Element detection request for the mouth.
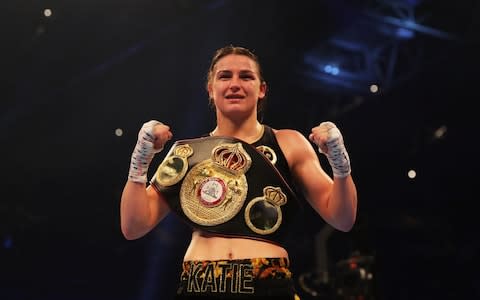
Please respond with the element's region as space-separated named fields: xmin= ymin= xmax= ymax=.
xmin=225 ymin=94 xmax=245 ymax=100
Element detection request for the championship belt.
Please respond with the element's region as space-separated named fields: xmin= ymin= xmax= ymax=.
xmin=150 ymin=136 xmax=298 ymax=244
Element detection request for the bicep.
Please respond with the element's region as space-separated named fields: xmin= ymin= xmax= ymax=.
xmin=277 ymin=130 xmax=333 ymax=218
xmin=146 ymin=185 xmax=171 ymax=227
xmin=293 ymin=150 xmax=333 ymax=216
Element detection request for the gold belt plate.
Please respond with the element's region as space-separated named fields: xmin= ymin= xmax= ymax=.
xmin=180 ymin=160 xmax=248 ymax=226
xmin=180 ymin=142 xmax=252 ymax=226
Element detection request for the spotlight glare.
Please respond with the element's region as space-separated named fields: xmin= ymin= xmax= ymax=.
xmin=115 ymin=128 xmax=123 ymax=137
xmin=407 ymin=169 xmax=416 ymax=179
xmin=434 ymin=125 xmax=447 ymax=139
xmin=43 ymin=8 xmax=52 ymax=17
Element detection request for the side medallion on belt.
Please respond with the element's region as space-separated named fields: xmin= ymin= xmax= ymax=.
xmin=155 ymin=144 xmax=193 ymax=187
xmin=256 ymin=145 xmax=277 ymax=165
xmin=180 ymin=142 xmax=251 ymax=226
xmin=245 ymin=186 xmax=287 ymax=235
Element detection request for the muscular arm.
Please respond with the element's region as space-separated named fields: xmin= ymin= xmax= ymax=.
xmin=120 ymin=120 xmax=173 ymax=240
xmin=275 ymin=129 xmax=357 ymax=232
xmin=120 ymin=182 xmax=171 ymax=240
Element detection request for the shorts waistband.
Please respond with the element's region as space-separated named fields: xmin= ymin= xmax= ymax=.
xmin=178 ymin=257 xmax=292 ymax=295
xmin=181 ymin=257 xmax=291 ymax=280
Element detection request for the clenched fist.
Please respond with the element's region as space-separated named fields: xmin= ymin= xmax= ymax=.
xmin=309 ymin=121 xmax=351 ymax=178
xmin=128 ymin=120 xmax=173 ymax=183
xmin=138 ymin=120 xmax=173 ymax=152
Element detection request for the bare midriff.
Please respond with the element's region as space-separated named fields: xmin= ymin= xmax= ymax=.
xmin=183 ymin=230 xmax=289 ymax=261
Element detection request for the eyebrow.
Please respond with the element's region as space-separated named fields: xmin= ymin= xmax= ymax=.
xmin=216 ymin=70 xmax=256 ymax=75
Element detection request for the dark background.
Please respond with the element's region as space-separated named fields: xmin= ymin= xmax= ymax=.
xmin=1 ymin=1 xmax=479 ymax=299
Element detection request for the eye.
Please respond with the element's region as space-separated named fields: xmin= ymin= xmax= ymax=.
xmin=217 ymin=71 xmax=232 ymax=80
xmin=240 ymin=74 xmax=255 ymax=80
xmin=239 ymin=71 xmax=256 ymax=80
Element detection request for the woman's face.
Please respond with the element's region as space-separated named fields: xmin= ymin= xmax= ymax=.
xmin=208 ymin=54 xmax=266 ymax=118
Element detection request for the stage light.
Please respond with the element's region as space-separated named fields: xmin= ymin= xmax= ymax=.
xmin=369 ymin=84 xmax=378 ymax=93
xmin=434 ymin=125 xmax=447 ymax=139
xmin=396 ymin=27 xmax=415 ymax=39
xmin=43 ymin=9 xmax=52 ymax=17
xmin=331 ymin=66 xmax=339 ymax=75
xmin=323 ymin=64 xmax=340 ymax=75
xmin=408 ymin=169 xmax=416 ymax=179
xmin=115 ymin=128 xmax=123 ymax=137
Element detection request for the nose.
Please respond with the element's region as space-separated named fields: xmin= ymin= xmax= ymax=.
xmin=229 ymin=76 xmax=241 ymax=91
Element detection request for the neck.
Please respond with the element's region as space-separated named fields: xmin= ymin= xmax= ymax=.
xmin=211 ymin=116 xmax=263 ymax=143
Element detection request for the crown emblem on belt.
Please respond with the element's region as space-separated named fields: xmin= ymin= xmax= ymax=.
xmin=263 ymin=186 xmax=287 ymax=206
xmin=174 ymin=144 xmax=194 ymax=157
xmin=212 ymin=143 xmax=252 ymax=175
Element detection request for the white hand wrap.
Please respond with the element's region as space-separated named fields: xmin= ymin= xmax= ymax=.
xmin=128 ymin=120 xmax=164 ymax=183
xmin=319 ymin=124 xmax=351 ymax=178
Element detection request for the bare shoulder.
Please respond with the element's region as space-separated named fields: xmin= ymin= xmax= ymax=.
xmin=271 ymin=128 xmax=317 ymax=163
xmin=272 ymin=128 xmax=311 ymax=146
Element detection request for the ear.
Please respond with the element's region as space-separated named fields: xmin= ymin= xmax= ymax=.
xmin=258 ymin=81 xmax=267 ymax=100
xmin=207 ymin=83 xmax=213 ymax=100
